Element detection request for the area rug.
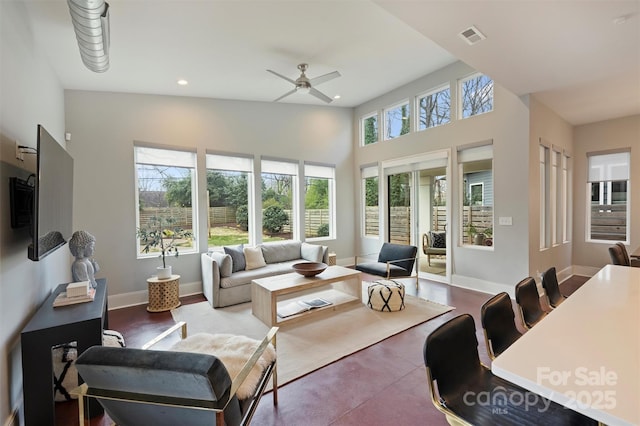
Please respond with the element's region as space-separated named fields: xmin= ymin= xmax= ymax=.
xmin=171 ymin=287 xmax=453 ymax=388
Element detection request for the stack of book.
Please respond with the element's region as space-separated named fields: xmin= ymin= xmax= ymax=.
xmin=53 ymin=281 xmax=96 ymax=308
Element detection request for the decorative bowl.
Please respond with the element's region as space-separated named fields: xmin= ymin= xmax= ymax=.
xmin=292 ymin=262 xmax=328 ymax=277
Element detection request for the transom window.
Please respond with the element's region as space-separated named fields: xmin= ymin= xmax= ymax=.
xmin=361 ymin=112 xmax=379 ymax=146
xmin=460 ymin=73 xmax=494 ymax=119
xmin=384 ymin=101 xmax=410 ymax=140
xmin=418 ymin=85 xmax=451 ymax=130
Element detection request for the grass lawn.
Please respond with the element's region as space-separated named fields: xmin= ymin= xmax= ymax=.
xmin=207 ymin=226 xmax=285 ymax=246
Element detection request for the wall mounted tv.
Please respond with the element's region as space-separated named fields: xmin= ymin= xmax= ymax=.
xmin=27 ymin=125 xmax=74 ymax=261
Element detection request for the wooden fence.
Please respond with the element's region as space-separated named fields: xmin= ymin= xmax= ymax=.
xmin=590 ymin=204 xmax=626 ymax=240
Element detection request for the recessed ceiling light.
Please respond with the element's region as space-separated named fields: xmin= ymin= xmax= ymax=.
xmin=333 ymin=95 xmax=341 ymax=100
xmin=177 ymin=79 xmax=188 ymax=86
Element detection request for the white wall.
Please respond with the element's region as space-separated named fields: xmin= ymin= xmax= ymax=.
xmin=64 ymin=91 xmax=355 ymax=302
xmin=353 ymin=61 xmax=532 ymax=295
xmin=1 ymin=2 xmax=70 ymax=423
xmin=528 ymin=96 xmax=574 ymax=281
xmin=572 ymin=115 xmax=640 ymax=270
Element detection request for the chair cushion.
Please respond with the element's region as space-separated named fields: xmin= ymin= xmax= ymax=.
xmin=224 ymin=244 xmax=246 ymax=272
xmin=171 ymin=333 xmax=276 ymax=400
xmin=377 ymin=243 xmax=417 ymax=273
xmin=244 ymin=246 xmax=267 ymax=270
xmin=429 ymin=231 xmax=446 ymax=248
xmin=355 ymin=262 xmax=412 ymax=278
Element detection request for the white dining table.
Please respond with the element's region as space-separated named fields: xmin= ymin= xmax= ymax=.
xmin=492 ymin=265 xmax=640 ymax=426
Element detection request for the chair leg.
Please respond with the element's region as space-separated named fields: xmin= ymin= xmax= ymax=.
xmin=428 ymin=254 xmax=431 ymax=266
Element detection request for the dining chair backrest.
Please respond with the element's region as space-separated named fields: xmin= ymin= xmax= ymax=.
xmin=480 ymin=292 xmax=522 ymax=359
xmin=609 ymin=244 xmax=630 ymax=266
xmin=515 ymin=277 xmax=546 ymax=329
xmin=541 ymin=267 xmax=566 ymax=309
xmin=616 ymin=242 xmax=631 ymax=265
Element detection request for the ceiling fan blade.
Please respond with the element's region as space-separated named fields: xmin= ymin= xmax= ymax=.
xmin=309 ymin=71 xmax=341 ymax=86
xmin=309 ymin=87 xmax=333 ymax=103
xmin=274 ymin=88 xmax=297 ymax=102
xmin=267 ymin=69 xmax=296 ymax=85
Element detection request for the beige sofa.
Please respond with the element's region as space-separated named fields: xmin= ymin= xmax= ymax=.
xmin=201 ymin=240 xmax=328 ymax=308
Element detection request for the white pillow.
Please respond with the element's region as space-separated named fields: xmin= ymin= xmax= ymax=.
xmin=301 ymin=242 xmax=323 ymax=263
xmin=243 ymin=246 xmax=267 ymax=270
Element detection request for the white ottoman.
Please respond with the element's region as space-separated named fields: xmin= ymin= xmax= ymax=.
xmin=367 ymin=280 xmax=405 ymax=312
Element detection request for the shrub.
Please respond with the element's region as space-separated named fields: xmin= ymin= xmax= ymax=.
xmin=236 ymin=205 xmax=249 ymax=231
xmin=317 ymin=223 xmax=329 ymax=237
xmin=263 ymin=205 xmax=289 ymax=234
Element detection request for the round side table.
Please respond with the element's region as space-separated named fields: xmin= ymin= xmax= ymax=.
xmin=146 ymin=274 xmax=181 ymax=312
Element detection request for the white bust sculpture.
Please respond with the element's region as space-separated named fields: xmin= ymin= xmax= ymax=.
xmin=69 ymin=230 xmax=100 ymax=288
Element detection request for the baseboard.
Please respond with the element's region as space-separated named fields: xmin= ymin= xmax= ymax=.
xmin=570 ymin=264 xmax=599 ymax=278
xmin=108 ymin=280 xmax=202 ymax=310
xmin=449 ymin=274 xmax=515 ymax=298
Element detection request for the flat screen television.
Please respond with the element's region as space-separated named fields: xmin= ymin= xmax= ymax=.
xmin=27 ymin=124 xmax=74 ymax=261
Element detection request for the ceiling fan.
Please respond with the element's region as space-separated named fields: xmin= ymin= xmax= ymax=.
xmin=267 ymin=63 xmax=341 ymax=103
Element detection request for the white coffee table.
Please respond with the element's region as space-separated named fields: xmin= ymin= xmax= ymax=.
xmin=251 ymin=265 xmax=362 ymax=326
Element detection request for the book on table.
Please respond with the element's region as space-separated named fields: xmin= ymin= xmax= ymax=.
xmin=53 ymin=287 xmax=96 ymax=307
xmin=277 ymin=298 xmax=332 ymax=318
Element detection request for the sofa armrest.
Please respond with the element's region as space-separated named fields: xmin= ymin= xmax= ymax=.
xmin=201 ymin=253 xmax=222 ymax=308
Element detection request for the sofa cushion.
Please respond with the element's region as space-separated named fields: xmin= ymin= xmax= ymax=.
xmin=301 ymin=243 xmax=323 ymax=263
xmin=209 ymin=251 xmax=233 ymax=277
xmin=220 ymin=261 xmax=300 ymax=289
xmin=224 ymin=245 xmax=246 ymax=272
xmin=244 ymin=246 xmax=267 ymax=270
xmin=261 ymin=241 xmax=302 ymax=264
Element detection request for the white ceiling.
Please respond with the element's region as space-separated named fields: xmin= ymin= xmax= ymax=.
xmin=21 ymin=0 xmax=640 ymax=126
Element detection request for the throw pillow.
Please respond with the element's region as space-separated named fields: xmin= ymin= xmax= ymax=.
xmin=301 ymin=242 xmax=323 ymax=263
xmin=209 ymin=251 xmax=233 ymax=277
xmin=244 ymin=246 xmax=267 ymax=270
xmin=429 ymin=231 xmax=446 ymax=248
xmin=224 ymin=244 xmax=245 ymax=272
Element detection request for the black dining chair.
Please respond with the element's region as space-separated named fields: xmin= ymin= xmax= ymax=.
xmin=541 ymin=267 xmax=567 ymax=309
xmin=423 ymin=314 xmax=598 ymax=425
xmin=480 ymin=292 xmax=522 ymax=359
xmin=515 ymin=277 xmax=547 ymax=329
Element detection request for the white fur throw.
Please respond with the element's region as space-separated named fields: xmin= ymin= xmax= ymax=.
xmin=170 ymin=333 xmax=276 ymax=400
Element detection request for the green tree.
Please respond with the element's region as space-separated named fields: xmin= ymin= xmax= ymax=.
xmin=389 ymin=173 xmax=410 ymax=207
xmin=263 ymin=205 xmax=289 ymax=234
xmin=365 ymin=176 xmax=378 ymax=207
xmin=305 ymin=178 xmax=328 ymax=209
xmin=164 ymin=176 xmax=192 ymax=207
xmin=400 ymin=104 xmax=410 ymax=136
xmin=364 ymin=116 xmax=377 ymax=145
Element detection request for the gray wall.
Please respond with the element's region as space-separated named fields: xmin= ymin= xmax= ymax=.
xmin=353 ymin=61 xmax=531 ymax=294
xmin=64 ymin=91 xmax=355 ymax=302
xmin=1 ymin=1 xmax=70 ymax=422
xmin=572 ymin=115 xmax=640 ymax=270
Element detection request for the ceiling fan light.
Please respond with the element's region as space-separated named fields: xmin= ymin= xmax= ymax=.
xmin=297 ymin=86 xmax=310 ymax=94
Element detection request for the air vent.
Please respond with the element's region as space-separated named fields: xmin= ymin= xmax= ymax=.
xmin=459 ymin=25 xmax=486 ymax=45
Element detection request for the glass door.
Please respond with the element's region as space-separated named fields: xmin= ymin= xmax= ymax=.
xmin=417 ymin=168 xmax=449 ymax=280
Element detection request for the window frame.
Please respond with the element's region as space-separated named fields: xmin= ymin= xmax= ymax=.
xmin=417 ymin=84 xmax=451 ymax=131
xmin=303 ymin=163 xmax=336 ymax=241
xmin=383 ymin=100 xmax=411 ymax=141
xmin=360 ymin=112 xmax=379 ymax=146
xmin=459 ymin=73 xmax=494 ymax=119
xmin=134 ymin=144 xmax=198 ymax=259
xmin=361 ymin=166 xmax=379 ymax=239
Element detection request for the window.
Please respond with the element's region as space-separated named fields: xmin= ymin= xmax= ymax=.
xmin=361 ymin=112 xmax=378 ymax=146
xmin=460 ymin=73 xmax=493 ymax=119
xmin=587 ymin=151 xmax=630 ymax=242
xmin=384 ymin=101 xmax=410 ymax=140
xmin=561 ymin=152 xmax=571 ymax=243
xmin=459 ymin=144 xmax=493 ymax=246
xmin=540 ymin=145 xmax=549 ymax=249
xmin=206 ymin=153 xmax=253 ymax=247
xmin=418 ymin=85 xmax=450 ymax=130
xmin=304 ymin=163 xmax=335 ymax=239
xmin=361 ymin=166 xmax=379 ymax=237
xmin=261 ymin=159 xmax=298 ymax=241
xmin=134 ymin=145 xmax=197 ymax=257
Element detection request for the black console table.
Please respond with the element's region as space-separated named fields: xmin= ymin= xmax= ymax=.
xmin=21 ymin=278 xmax=108 ymax=426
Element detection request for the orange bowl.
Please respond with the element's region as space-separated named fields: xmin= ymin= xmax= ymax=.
xmin=292 ymin=262 xmax=328 ymax=277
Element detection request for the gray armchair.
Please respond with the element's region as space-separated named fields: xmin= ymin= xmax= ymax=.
xmin=73 ymin=323 xmax=278 ymax=426
xmin=355 ymin=242 xmax=418 ymax=287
